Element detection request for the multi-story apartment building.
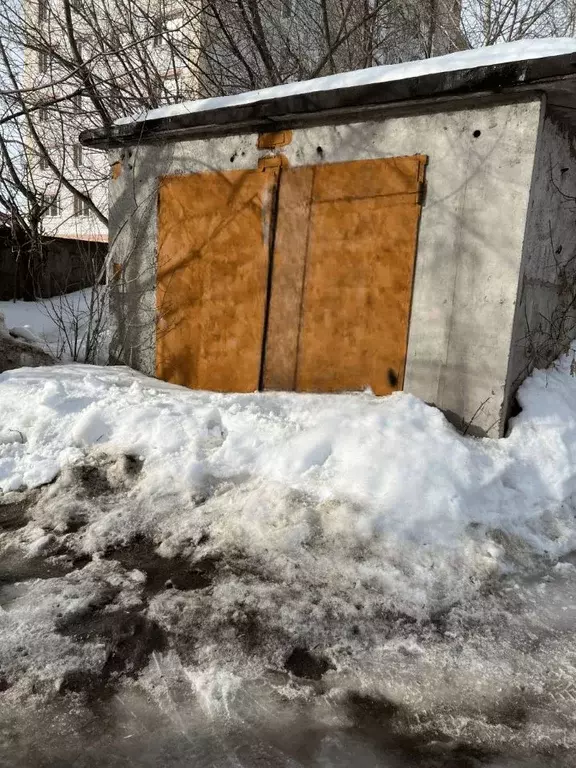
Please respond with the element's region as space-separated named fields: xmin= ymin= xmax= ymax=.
xmin=22 ymin=0 xmax=461 ymax=243
xmin=23 ymin=0 xmax=200 ymax=241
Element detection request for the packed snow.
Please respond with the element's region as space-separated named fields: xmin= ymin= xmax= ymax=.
xmin=116 ymin=38 xmax=576 ymax=126
xmin=2 ymin=349 xmax=576 ymax=763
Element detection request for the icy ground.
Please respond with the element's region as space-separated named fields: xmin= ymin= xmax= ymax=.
xmin=2 ymin=353 xmax=576 ymax=765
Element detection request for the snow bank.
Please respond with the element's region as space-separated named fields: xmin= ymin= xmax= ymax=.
xmin=0 ymin=288 xmax=108 ymax=363
xmin=116 ymin=38 xmax=576 ymax=126
xmin=1 ymin=345 xmax=576 ymax=617
xmin=4 ymin=350 xmax=576 ymax=760
xmin=0 ymin=312 xmax=54 ymax=373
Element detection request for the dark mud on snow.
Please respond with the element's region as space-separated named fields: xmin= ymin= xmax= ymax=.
xmin=1 ymin=467 xmax=576 ymax=767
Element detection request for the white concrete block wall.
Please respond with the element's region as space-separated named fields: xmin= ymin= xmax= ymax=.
xmin=506 ymin=105 xmax=576 ymax=419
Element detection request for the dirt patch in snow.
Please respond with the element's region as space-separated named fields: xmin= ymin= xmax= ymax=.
xmin=285 ymin=647 xmax=335 ymax=680
xmin=102 ymin=535 xmax=219 ymax=594
xmin=0 ymin=544 xmax=81 ymax=585
xmin=56 ymin=605 xmax=167 ymax=701
xmin=71 ymin=463 xmax=114 ymax=497
xmin=0 ymin=491 xmax=38 ymax=531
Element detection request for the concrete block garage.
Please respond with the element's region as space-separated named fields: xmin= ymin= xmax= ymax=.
xmin=81 ymin=39 xmax=576 ymax=437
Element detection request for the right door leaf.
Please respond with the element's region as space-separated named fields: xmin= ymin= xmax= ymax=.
xmin=265 ymin=154 xmax=427 ymax=395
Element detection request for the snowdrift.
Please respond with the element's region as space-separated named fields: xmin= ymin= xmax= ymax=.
xmin=1 ymin=348 xmax=576 ymax=615
xmin=0 ymin=312 xmax=54 ymax=373
xmin=2 ymin=352 xmax=576 ymax=764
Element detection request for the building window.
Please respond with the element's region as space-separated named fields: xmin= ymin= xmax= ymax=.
xmin=74 ymin=193 xmax=90 ymax=217
xmin=39 ymin=155 xmax=49 ymax=171
xmin=38 ymin=51 xmax=49 ymax=73
xmin=72 ymin=93 xmax=82 ymax=112
xmin=110 ymin=84 xmax=122 ymax=110
xmin=151 ymin=76 xmax=163 ymax=102
xmin=38 ymin=0 xmax=48 ymax=22
xmin=72 ymin=144 xmax=83 ymax=167
xmin=46 ymin=196 xmax=60 ymax=217
xmin=38 ymin=105 xmax=48 ymax=122
xmin=153 ymin=17 xmax=163 ymax=47
xmin=166 ymin=15 xmax=183 ymax=42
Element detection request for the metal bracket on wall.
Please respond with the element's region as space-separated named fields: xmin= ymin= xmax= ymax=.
xmin=258 ymin=155 xmax=289 ymax=171
xmin=257 ymin=131 xmax=293 ymax=150
xmin=110 ymin=161 xmax=123 ymax=180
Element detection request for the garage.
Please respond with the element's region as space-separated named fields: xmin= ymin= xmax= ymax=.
xmin=81 ymin=41 xmax=576 ymax=436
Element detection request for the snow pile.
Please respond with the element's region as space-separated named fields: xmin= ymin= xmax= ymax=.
xmin=116 ymin=38 xmax=576 ymax=126
xmin=2 ymin=352 xmax=576 ymax=761
xmin=0 ymin=288 xmax=108 ymax=363
xmin=1 ymin=346 xmax=576 ymax=617
xmin=0 ymin=311 xmax=54 ymax=373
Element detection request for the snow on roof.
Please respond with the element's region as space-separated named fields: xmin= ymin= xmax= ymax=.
xmin=116 ymin=37 xmax=576 ymax=127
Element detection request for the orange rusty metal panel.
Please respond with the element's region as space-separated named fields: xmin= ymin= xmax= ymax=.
xmin=110 ymin=161 xmax=122 ymax=180
xmin=294 ymin=155 xmax=426 ymax=396
xmin=257 ymin=131 xmax=293 ymax=150
xmin=156 ymin=168 xmax=278 ymax=392
xmin=262 ymin=166 xmax=315 ymax=390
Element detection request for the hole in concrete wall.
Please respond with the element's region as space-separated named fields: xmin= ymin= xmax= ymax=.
xmin=316 ymin=146 xmax=324 ymax=156
xmin=387 ymin=369 xmax=398 ymax=388
xmin=473 ymin=130 xmax=481 ymax=138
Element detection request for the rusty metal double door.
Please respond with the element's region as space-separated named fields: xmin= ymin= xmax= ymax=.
xmin=156 ymin=154 xmax=427 ymax=395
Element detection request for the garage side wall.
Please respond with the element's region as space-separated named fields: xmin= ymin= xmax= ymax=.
xmin=107 ymin=97 xmax=542 ymax=436
xmin=506 ymin=106 xmax=576 ymax=420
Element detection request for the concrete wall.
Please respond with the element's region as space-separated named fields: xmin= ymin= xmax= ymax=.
xmin=108 ymin=95 xmax=543 ymax=436
xmin=506 ymin=104 xmax=576 ymax=421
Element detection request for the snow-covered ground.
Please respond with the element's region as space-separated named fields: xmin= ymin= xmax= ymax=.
xmin=2 ymin=353 xmax=576 ymax=606
xmin=2 ymin=352 xmax=576 ymax=764
xmin=0 ymin=288 xmax=107 ymax=363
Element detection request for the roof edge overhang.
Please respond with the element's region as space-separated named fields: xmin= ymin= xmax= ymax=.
xmin=80 ymin=53 xmax=576 ymax=150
